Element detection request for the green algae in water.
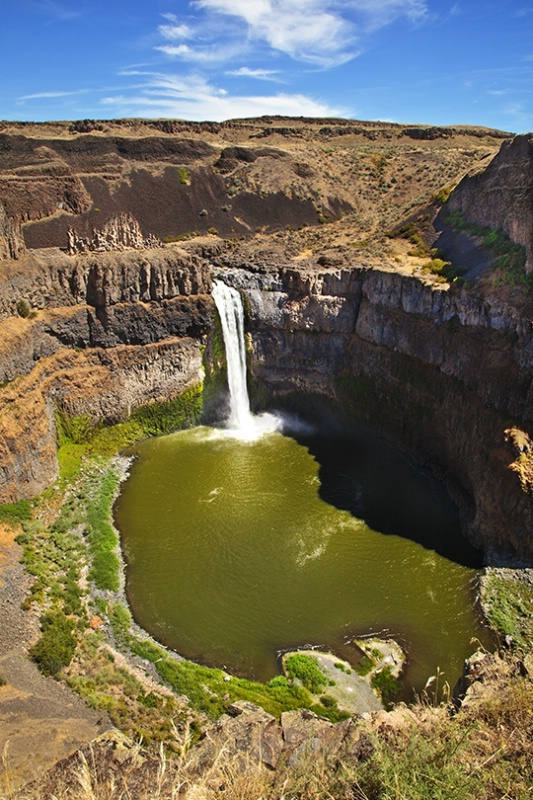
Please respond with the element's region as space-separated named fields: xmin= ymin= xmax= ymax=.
xmin=115 ymin=427 xmax=489 ymax=693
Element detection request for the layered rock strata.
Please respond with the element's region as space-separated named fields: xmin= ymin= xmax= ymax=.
xmin=0 ymin=246 xmax=213 ymax=502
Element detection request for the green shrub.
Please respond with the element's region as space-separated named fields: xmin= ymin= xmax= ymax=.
xmin=423 ymin=257 xmax=466 ymax=283
xmin=355 ymin=655 xmax=375 ymax=676
xmin=163 ymin=231 xmax=200 ymax=242
xmin=31 ymin=611 xmax=78 ymax=676
xmin=371 ymin=666 xmax=403 ymax=708
xmin=284 ymin=654 xmax=329 ymax=694
xmin=433 ymin=184 xmax=454 ymax=204
xmin=177 ymin=167 xmax=190 ymax=185
xmin=16 ymin=299 xmax=30 ymax=318
xmin=0 ymin=499 xmax=32 ymax=525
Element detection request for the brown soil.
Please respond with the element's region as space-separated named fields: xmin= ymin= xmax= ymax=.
xmin=0 ymin=526 xmax=110 ymax=794
xmin=0 ymin=117 xmax=507 ymax=256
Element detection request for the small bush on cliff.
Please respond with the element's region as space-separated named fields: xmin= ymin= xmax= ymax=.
xmin=30 ymin=610 xmax=78 ymax=676
xmin=423 ymin=257 xmax=466 ymax=283
xmin=16 ymin=298 xmax=31 ymax=318
xmin=177 ymin=167 xmax=190 ymax=185
xmin=0 ymin=498 xmax=32 ymax=524
xmin=371 ymin=666 xmax=403 ymax=708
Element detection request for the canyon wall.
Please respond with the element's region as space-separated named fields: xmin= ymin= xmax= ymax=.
xmin=2 ymin=234 xmax=533 ymax=562
xmin=213 ymin=263 xmax=533 ymax=563
xmin=0 ymin=246 xmax=213 ymax=502
xmin=448 ymin=134 xmax=533 ymax=272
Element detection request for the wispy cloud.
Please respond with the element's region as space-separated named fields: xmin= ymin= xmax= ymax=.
xmin=226 ymin=66 xmax=282 ymax=81
xmin=39 ymin=0 xmax=85 ymax=22
xmin=158 ymin=22 xmax=194 ymax=40
xmin=100 ymin=71 xmax=343 ymax=121
xmin=17 ymin=89 xmax=89 ymax=103
xmin=154 ymin=0 xmax=430 ymax=68
xmin=156 ymin=41 xmax=244 ymax=63
xmin=514 ymin=6 xmax=533 ymax=17
xmin=502 ymin=101 xmax=533 ymax=128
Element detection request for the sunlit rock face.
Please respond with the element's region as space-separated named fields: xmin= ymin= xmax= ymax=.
xmin=0 ymin=247 xmax=213 ymax=503
xmin=447 ymin=134 xmax=533 ymax=273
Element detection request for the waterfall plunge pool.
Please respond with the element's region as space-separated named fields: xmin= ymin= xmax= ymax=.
xmin=114 ymin=418 xmax=490 ymax=696
xmin=114 ymin=279 xmax=490 ymax=697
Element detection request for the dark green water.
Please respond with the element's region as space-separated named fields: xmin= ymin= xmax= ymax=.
xmin=115 ymin=425 xmax=489 ymax=693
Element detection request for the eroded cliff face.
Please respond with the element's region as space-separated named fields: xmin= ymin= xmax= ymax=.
xmin=0 ymin=245 xmax=213 ymax=502
xmin=448 ymin=134 xmax=533 ymax=272
xmin=212 ymin=261 xmax=533 ymax=563
xmin=0 ymin=203 xmax=25 ymax=261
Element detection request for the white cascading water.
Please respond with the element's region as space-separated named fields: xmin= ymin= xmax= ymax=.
xmin=212 ymin=279 xmax=279 ymax=438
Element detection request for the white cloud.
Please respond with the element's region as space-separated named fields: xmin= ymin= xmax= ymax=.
xmin=158 ymin=22 xmax=194 ymax=40
xmin=101 ymin=71 xmax=343 ymax=121
xmin=156 ymin=41 xmax=244 ymax=63
xmin=17 ymin=89 xmax=89 ymax=103
xmin=191 ymin=0 xmax=357 ymax=66
xmin=226 ymin=67 xmax=282 ymax=81
xmin=187 ymin=0 xmax=429 ymax=64
xmin=40 ymin=0 xmax=84 ymax=22
xmin=503 ymin=101 xmax=533 ymax=127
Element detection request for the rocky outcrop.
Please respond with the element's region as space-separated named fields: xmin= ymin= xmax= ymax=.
xmin=0 ymin=203 xmax=25 ymax=260
xmin=66 ymin=213 xmax=162 ymax=255
xmin=213 ymin=262 xmax=533 ymax=563
xmin=185 ymin=699 xmax=380 ymax=781
xmin=0 ymin=336 xmax=206 ymax=503
xmin=448 ymin=134 xmax=533 ymax=272
xmin=0 ymin=246 xmax=210 ymax=321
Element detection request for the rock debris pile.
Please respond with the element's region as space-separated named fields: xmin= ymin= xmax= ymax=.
xmin=67 ymin=214 xmax=162 ymax=255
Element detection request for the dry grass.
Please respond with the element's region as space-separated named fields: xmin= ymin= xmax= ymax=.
xmin=6 ymin=661 xmax=532 ymax=800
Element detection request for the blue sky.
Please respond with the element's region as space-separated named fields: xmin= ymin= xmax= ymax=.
xmin=1 ymin=0 xmax=533 ymax=131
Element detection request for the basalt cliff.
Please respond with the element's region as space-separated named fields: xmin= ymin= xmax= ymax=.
xmin=1 ymin=118 xmax=532 ymax=564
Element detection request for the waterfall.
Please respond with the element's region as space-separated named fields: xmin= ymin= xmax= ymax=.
xmin=212 ymin=279 xmax=279 ymax=438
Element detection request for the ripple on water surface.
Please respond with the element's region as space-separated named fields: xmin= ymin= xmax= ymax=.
xmin=115 ymin=426 xmax=489 ymax=690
